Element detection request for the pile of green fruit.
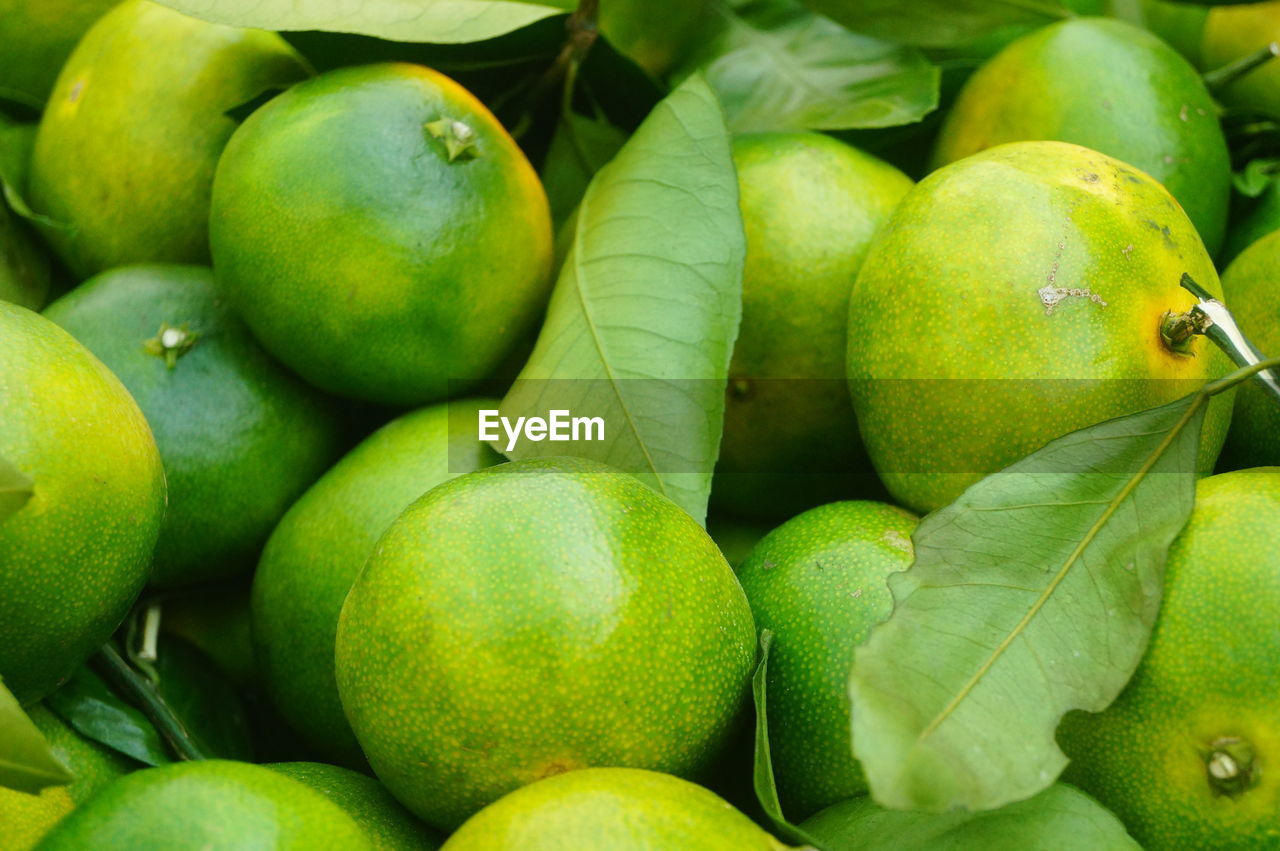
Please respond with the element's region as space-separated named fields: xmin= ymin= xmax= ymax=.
xmin=2 ymin=0 xmax=1279 ymax=848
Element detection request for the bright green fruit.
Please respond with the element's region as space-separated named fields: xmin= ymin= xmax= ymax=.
xmin=0 ymin=0 xmax=116 ymax=106
xmin=0 ymin=705 xmax=135 ymax=850
xmin=210 ymin=62 xmax=553 ymax=405
xmin=848 ymin=141 xmax=1232 ymax=514
xmin=1222 ymin=180 xmax=1280 ymax=265
xmin=45 ymin=265 xmax=342 ymax=588
xmin=1058 ymin=468 xmax=1280 ymax=849
xmin=268 ymin=762 xmax=443 ymax=851
xmin=253 ymin=400 xmax=500 ymax=765
xmin=599 ymin=0 xmax=710 ymax=78
xmin=0 ymin=303 xmax=164 ymax=703
xmin=738 ymin=501 xmax=917 ymax=820
xmin=34 ymin=760 xmax=372 ymax=850
xmin=933 ymin=18 xmax=1230 ymax=255
xmin=335 ymin=457 xmax=756 ymax=830
xmin=442 ymin=768 xmax=790 ymax=850
xmin=27 ymin=0 xmax=309 ymax=277
xmin=713 ymin=133 xmax=910 ymax=520
xmin=1202 ymin=2 xmax=1280 ymax=118
xmin=1218 ymin=231 xmax=1280 ymax=470
xmin=800 ymin=784 xmax=1139 ymax=850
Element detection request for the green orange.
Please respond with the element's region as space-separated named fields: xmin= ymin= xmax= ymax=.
xmin=0 ymin=0 xmax=116 ymax=106
xmin=210 ymin=62 xmax=553 ymax=405
xmin=0 ymin=302 xmax=164 ymax=703
xmin=1218 ymin=230 xmax=1280 ymax=470
xmin=1202 ymin=1 xmax=1280 ymax=118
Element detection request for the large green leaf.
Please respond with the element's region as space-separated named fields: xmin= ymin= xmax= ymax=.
xmin=0 ymin=678 xmax=72 ymax=795
xmin=0 ymin=455 xmax=33 ymax=523
xmin=154 ymin=0 xmax=573 ymax=44
xmin=694 ymin=0 xmax=940 ymax=133
xmin=850 ymin=387 xmax=1215 ymax=811
xmin=799 ymin=0 xmax=1071 ymax=48
xmin=498 ymin=74 xmax=745 ymax=523
xmin=45 ymin=667 xmax=171 ymax=767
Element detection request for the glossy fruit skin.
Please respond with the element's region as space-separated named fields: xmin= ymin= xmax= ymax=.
xmin=28 ymin=0 xmax=310 ymax=277
xmin=0 ymin=0 xmax=116 ymax=105
xmin=252 ymin=399 xmax=501 ymax=765
xmin=0 ymin=303 xmax=165 ymax=704
xmin=1058 ymin=469 xmax=1280 ymax=849
xmin=933 ymin=18 xmax=1230 ymax=256
xmin=268 ymin=762 xmax=443 ymax=851
xmin=335 ymin=457 xmax=756 ymax=830
xmin=210 ymin=62 xmax=554 ymax=405
xmin=712 ymin=133 xmax=911 ymax=519
xmin=34 ymin=760 xmax=372 ymax=850
xmin=44 ymin=265 xmax=343 ymax=588
xmin=738 ymin=501 xmax=917 ymax=820
xmin=1202 ymin=2 xmax=1280 ymax=118
xmin=1218 ymin=231 xmax=1280 ymax=470
xmin=442 ymin=768 xmax=788 ymax=850
xmin=847 ymin=141 xmax=1233 ymax=514
xmin=0 ymin=705 xmax=135 ymax=850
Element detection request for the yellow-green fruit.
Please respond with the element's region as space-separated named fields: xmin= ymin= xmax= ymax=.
xmin=847 ymin=141 xmax=1232 ymax=514
xmin=1202 ymin=2 xmax=1280 ymax=118
xmin=268 ymin=762 xmax=443 ymax=851
xmin=933 ymin=18 xmax=1230 ymax=255
xmin=0 ymin=705 xmax=134 ymax=850
xmin=737 ymin=501 xmax=917 ymax=820
xmin=1058 ymin=468 xmax=1280 ymax=849
xmin=442 ymin=768 xmax=791 ymax=850
xmin=1218 ymin=230 xmax=1280 ymax=470
xmin=210 ymin=62 xmax=553 ymax=405
xmin=34 ymin=760 xmax=372 ymax=850
xmin=253 ymin=399 xmax=501 ymax=765
xmin=713 ymin=133 xmax=911 ymax=519
xmin=335 ymin=457 xmax=756 ymax=831
xmin=599 ymin=0 xmax=711 ymax=77
xmin=0 ymin=303 xmax=165 ymax=703
xmin=27 ymin=0 xmax=310 ymax=277
xmin=0 ymin=0 xmax=116 ymax=106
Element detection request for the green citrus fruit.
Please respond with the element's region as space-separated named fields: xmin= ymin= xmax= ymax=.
xmin=209 ymin=62 xmax=553 ymax=405
xmin=933 ymin=18 xmax=1230 ymax=256
xmin=442 ymin=768 xmax=790 ymax=850
xmin=253 ymin=399 xmax=501 ymax=765
xmin=268 ymin=762 xmax=443 ymax=851
xmin=737 ymin=501 xmax=917 ymax=820
xmin=34 ymin=760 xmax=372 ymax=849
xmin=800 ymin=784 xmax=1139 ymax=849
xmin=1202 ymin=1 xmax=1280 ymax=118
xmin=1058 ymin=468 xmax=1280 ymax=849
xmin=0 ymin=302 xmax=164 ymax=703
xmin=712 ymin=133 xmax=911 ymax=519
xmin=335 ymin=457 xmax=756 ymax=830
xmin=0 ymin=0 xmax=116 ymax=106
xmin=27 ymin=0 xmax=309 ymax=277
xmin=847 ymin=141 xmax=1233 ymax=514
xmin=44 ymin=265 xmax=342 ymax=588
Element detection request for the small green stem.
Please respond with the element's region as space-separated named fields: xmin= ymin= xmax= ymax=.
xmin=92 ymin=643 xmax=208 ymax=762
xmin=1204 ymin=42 xmax=1280 ymax=91
xmin=1203 ymin=356 xmax=1280 ymax=397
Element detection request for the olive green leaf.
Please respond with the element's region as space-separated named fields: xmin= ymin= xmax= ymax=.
xmin=0 ymin=455 xmax=33 ymax=523
xmin=849 ymin=369 xmax=1252 ymax=812
xmin=498 ymin=74 xmax=745 ymax=524
xmin=799 ymin=0 xmax=1071 ymax=48
xmin=153 ymin=0 xmax=573 ymax=44
xmin=690 ymin=0 xmax=940 ymax=133
xmin=45 ymin=667 xmax=171 ymax=767
xmin=0 ymin=678 xmax=73 ymax=795
xmin=541 ymin=112 xmax=628 ymax=227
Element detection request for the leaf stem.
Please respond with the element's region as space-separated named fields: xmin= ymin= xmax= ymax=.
xmin=1204 ymin=42 xmax=1279 ymax=91
xmin=91 ymin=643 xmax=208 ymax=762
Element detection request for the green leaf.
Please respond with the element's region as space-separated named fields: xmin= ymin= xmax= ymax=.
xmin=0 ymin=455 xmax=33 ymax=523
xmin=752 ymin=630 xmax=828 ymax=850
xmin=1233 ymin=158 xmax=1280 ymax=198
xmin=850 ymin=390 xmax=1211 ymax=811
xmin=151 ymin=637 xmax=253 ymax=761
xmin=541 ymin=112 xmax=629 ymax=227
xmin=498 ymin=74 xmax=745 ymax=524
xmin=0 ymin=678 xmax=72 ymax=795
xmin=0 ymin=117 xmax=63 ymax=230
xmin=153 ymin=0 xmax=573 ymax=44
xmin=45 ymin=667 xmax=171 ymax=767
xmin=693 ymin=0 xmax=940 ymax=133
xmin=799 ymin=0 xmax=1072 ymax=48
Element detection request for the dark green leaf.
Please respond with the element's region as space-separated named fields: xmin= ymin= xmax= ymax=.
xmin=541 ymin=112 xmax=629 ymax=227
xmin=154 ymin=0 xmax=573 ymax=44
xmin=152 ymin=637 xmax=253 ymax=761
xmin=752 ymin=630 xmax=828 ymax=849
xmin=45 ymin=667 xmax=171 ymax=767
xmin=0 ymin=118 xmax=63 ymax=230
xmin=498 ymin=74 xmax=745 ymax=524
xmin=799 ymin=0 xmax=1071 ymax=48
xmin=0 ymin=678 xmax=72 ymax=795
xmin=850 ymin=391 xmax=1209 ymax=811
xmin=0 ymin=455 xmax=33 ymax=523
xmin=694 ymin=0 xmax=940 ymax=133
xmin=1233 ymin=158 xmax=1280 ymax=198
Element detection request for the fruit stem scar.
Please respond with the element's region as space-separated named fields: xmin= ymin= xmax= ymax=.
xmin=1204 ymin=737 xmax=1257 ymax=798
xmin=143 ymin=322 xmax=199 ymax=369
xmin=1176 ymin=274 xmax=1280 ymax=404
xmin=425 ymin=118 xmax=480 ymax=162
